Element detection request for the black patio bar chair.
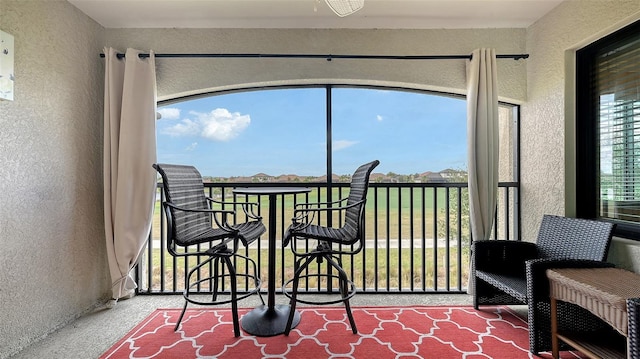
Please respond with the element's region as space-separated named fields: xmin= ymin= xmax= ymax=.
xmin=153 ymin=163 xmax=266 ymax=336
xmin=281 ymin=160 xmax=380 ymax=335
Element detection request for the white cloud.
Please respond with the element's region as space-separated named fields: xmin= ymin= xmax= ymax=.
xmin=162 ymin=108 xmax=251 ymax=141
xmin=333 ymin=140 xmax=358 ymax=151
xmin=164 ymin=118 xmax=200 ymax=136
xmin=185 ymin=142 xmax=198 ymax=151
xmin=157 ymin=107 xmax=181 ymax=120
xmin=376 ymin=115 xmax=384 ymax=121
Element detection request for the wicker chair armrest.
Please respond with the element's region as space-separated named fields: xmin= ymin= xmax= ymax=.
xmin=525 ymin=258 xmax=615 ymax=301
xmin=472 ymin=240 xmax=538 ymax=274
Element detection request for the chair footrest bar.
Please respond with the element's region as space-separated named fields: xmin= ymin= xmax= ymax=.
xmin=283 ymin=274 xmax=356 ymax=305
xmin=184 ymin=272 xmax=262 ymax=306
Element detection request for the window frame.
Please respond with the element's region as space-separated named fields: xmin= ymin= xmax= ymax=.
xmin=576 ymin=19 xmax=640 ymax=240
xmin=158 ymin=83 xmax=520 ymax=185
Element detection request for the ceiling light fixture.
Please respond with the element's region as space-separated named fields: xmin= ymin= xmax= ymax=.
xmin=324 ymin=0 xmax=364 ymax=17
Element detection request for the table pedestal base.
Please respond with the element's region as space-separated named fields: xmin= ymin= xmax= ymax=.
xmin=241 ymin=304 xmax=300 ymax=336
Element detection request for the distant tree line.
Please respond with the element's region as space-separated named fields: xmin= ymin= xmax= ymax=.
xmin=203 ymin=168 xmax=468 ymax=184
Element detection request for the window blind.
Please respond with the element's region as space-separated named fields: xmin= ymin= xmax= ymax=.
xmin=594 ymin=31 xmax=640 ymax=222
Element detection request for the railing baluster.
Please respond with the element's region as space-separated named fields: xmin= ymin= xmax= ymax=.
xmin=409 ymin=187 xmax=415 ymax=292
xmin=374 ymin=187 xmax=379 ymax=292
xmin=432 ymin=187 xmax=438 ymax=291
xmin=445 ymin=187 xmax=451 ymax=291
xmin=457 ymin=187 xmax=463 ymax=292
xmin=495 ymin=187 xmax=501 ymax=240
xmin=505 ymin=186 xmax=511 ymax=240
xmin=157 ymin=187 xmax=164 ymax=292
xmin=386 ymin=186 xmax=391 ymax=292
xmin=421 ymin=187 xmax=426 ymax=292
xmin=397 ymin=187 xmax=402 ymax=291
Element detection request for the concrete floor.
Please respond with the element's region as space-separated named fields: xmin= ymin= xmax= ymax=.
xmin=9 ymin=293 xmax=476 ymax=359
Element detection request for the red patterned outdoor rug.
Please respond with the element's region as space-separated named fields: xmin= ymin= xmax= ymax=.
xmin=100 ymin=306 xmax=585 ymax=358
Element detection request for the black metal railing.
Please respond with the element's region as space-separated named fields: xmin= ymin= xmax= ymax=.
xmin=136 ymin=181 xmax=519 ymax=295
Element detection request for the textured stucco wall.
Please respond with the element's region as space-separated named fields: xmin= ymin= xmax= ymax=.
xmin=523 ymin=1 xmax=640 ymax=265
xmin=105 ymin=28 xmax=527 ymax=103
xmin=0 ymin=1 xmax=108 ymax=357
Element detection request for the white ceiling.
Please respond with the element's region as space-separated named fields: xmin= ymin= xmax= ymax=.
xmin=68 ymin=0 xmax=564 ymax=29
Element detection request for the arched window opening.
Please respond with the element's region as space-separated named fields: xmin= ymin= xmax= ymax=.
xmin=157 ymin=85 xmax=519 ymax=184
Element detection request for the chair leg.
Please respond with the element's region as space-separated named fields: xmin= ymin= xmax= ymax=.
xmin=248 ymin=253 xmax=265 ymax=306
xmin=174 ymin=300 xmax=189 ymax=331
xmin=222 ymin=256 xmax=240 ymax=337
xmin=285 ymin=256 xmax=316 ymax=335
xmin=212 ymin=257 xmax=221 ymax=302
xmin=327 ymin=255 xmax=357 ymax=334
xmin=472 ymin=275 xmax=479 ymax=310
xmin=175 ymin=258 xmax=206 ymax=331
xmin=175 ymin=255 xmax=216 ymax=332
xmin=256 ymin=288 xmax=265 ymax=306
xmin=342 ymin=285 xmax=357 ymax=334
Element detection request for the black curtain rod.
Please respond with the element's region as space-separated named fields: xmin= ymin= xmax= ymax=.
xmin=99 ymin=52 xmax=529 ymax=61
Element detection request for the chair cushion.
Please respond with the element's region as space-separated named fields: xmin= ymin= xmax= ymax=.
xmin=476 ymin=270 xmax=528 ymax=303
xmin=289 ymin=223 xmax=356 ymax=245
xmin=175 ymin=220 xmax=265 ymax=247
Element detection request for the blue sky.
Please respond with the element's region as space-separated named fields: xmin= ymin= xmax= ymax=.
xmin=156 ymin=87 xmax=468 ymax=177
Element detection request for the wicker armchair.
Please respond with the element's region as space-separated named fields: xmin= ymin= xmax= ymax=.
xmin=472 ymin=214 xmax=615 ymax=354
xmin=281 ymin=160 xmax=379 ymax=335
xmin=153 ymin=163 xmax=266 ymax=335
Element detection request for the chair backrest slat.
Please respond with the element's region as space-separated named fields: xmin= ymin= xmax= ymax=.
xmin=153 ymin=163 xmax=212 ymax=245
xmin=344 ymin=160 xmax=380 ymax=240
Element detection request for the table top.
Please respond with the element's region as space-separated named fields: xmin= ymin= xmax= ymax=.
xmin=547 ymin=267 xmax=640 ymax=337
xmin=232 ymin=187 xmax=311 ymax=195
xmin=547 ymin=267 xmax=640 ymax=301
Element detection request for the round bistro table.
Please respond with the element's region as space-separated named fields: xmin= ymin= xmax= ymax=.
xmin=232 ymin=186 xmax=311 ymax=336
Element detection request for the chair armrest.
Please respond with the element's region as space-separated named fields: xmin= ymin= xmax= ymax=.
xmin=525 ymin=258 xmax=615 ymax=301
xmin=206 ymin=196 xmax=262 ymax=220
xmin=290 ymin=199 xmax=364 ymax=225
xmin=293 ymin=197 xmax=348 ymax=209
xmin=472 ymin=240 xmax=538 ymax=274
xmin=165 ymin=201 xmax=235 ymax=215
xmin=164 ymin=202 xmax=238 ymax=233
xmin=294 ymin=198 xmax=361 ymax=214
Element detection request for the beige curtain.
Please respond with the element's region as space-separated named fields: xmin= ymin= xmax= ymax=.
xmin=467 ymin=48 xmax=499 ymax=293
xmin=104 ymin=47 xmax=157 ymax=301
